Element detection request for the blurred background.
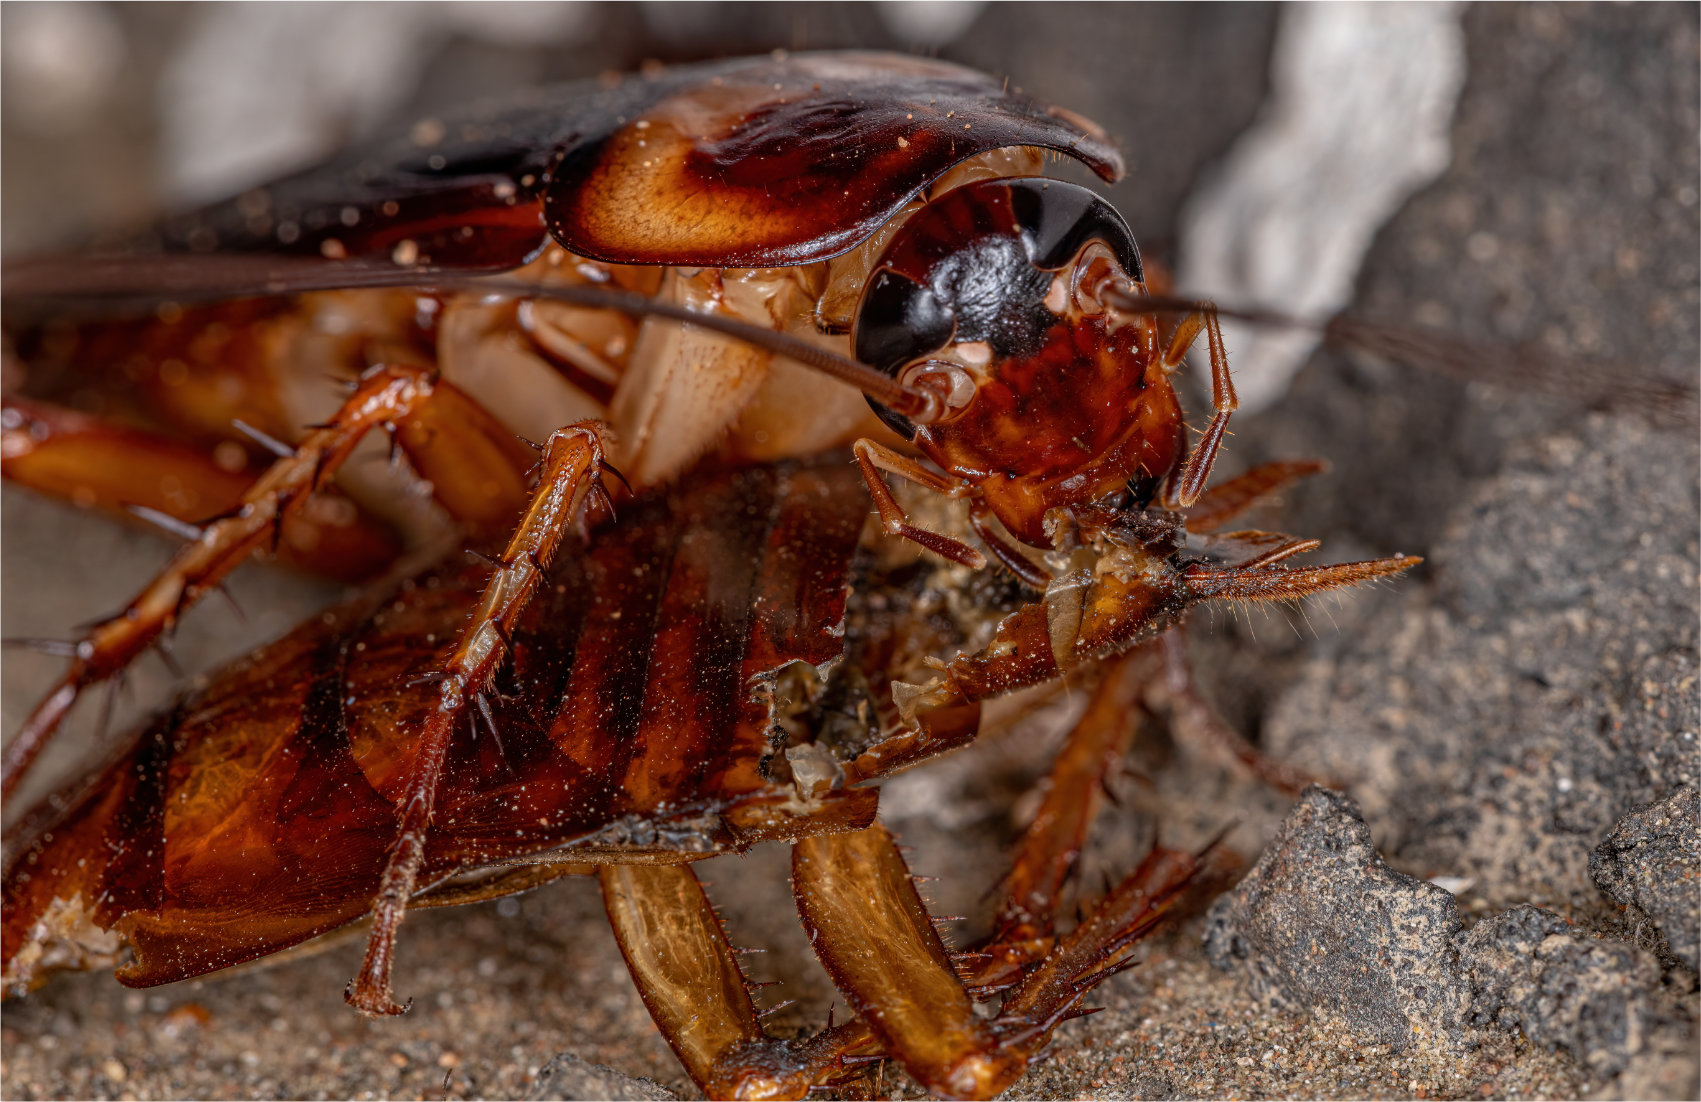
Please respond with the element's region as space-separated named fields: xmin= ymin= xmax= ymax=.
xmin=3 ymin=5 xmax=1696 ymax=1100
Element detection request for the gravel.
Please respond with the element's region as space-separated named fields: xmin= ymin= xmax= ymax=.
xmin=1591 ymin=787 xmax=1701 ymax=972
xmin=528 ymin=1054 xmax=678 ymax=1102
xmin=1207 ymin=788 xmax=1699 ymax=1098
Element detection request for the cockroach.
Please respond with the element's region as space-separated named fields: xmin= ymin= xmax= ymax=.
xmin=1 ymin=52 xmax=1418 ymax=1099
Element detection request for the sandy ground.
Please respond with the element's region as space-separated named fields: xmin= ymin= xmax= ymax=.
xmin=3 ymin=5 xmax=1697 ymax=1100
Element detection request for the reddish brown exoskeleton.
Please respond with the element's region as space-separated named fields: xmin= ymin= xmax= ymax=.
xmin=2 ymin=53 xmax=1416 ymax=1099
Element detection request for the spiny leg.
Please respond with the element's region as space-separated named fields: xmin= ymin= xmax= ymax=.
xmin=1148 ymin=552 xmax=1422 ymax=796
xmin=794 ymin=822 xmax=1023 ymax=1100
xmin=1174 ymin=460 xmax=1415 ymax=788
xmin=1153 ymin=627 xmax=1318 ymax=795
xmin=1 ymin=364 xmax=451 ymax=802
xmin=985 ymin=843 xmax=1201 ymax=1045
xmin=1183 ymin=554 xmax=1422 ymax=602
xmin=346 ymin=423 xmax=611 ymax=1016
xmin=792 ymin=821 xmax=1201 ymax=1100
xmin=968 ymin=501 xmax=1051 ymax=589
xmin=980 ymin=649 xmax=1160 ymax=981
xmin=599 ymin=863 xmax=775 ymax=1093
xmin=598 ymin=862 xmax=878 ymax=1100
xmin=0 ymin=396 xmax=401 ymax=581
xmin=1159 ymin=303 xmax=1239 ymax=510
xmin=852 ymin=437 xmax=986 ymax=570
xmin=1181 ymin=458 xmax=1326 ymax=533
xmin=952 ymin=686 xmax=1214 ymax=1059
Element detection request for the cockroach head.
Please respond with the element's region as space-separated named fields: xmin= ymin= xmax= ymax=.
xmin=851 ymin=177 xmax=1141 ymax=438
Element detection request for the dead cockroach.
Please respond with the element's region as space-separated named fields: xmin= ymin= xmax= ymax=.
xmin=1 ymin=52 xmax=1416 ymax=1099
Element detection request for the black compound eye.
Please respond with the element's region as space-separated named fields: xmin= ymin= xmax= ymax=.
xmin=854 ymin=268 xmax=953 ymax=374
xmin=1004 ymin=178 xmax=1142 ymax=281
xmin=853 ymin=268 xmax=954 ymax=437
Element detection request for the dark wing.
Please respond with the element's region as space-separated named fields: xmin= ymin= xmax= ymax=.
xmin=4 ymin=52 xmax=1120 ymax=300
xmin=1 ymin=458 xmax=871 ymax=989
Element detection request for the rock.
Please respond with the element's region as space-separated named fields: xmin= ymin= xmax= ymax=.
xmin=1210 ymin=787 xmax=1700 ymax=1096
xmin=1462 ymin=905 xmax=1698 ymax=1099
xmin=528 ymin=1053 xmax=678 ymax=1102
xmin=1259 ymin=415 xmax=1701 ymax=911
xmin=1203 ymin=786 xmax=1469 ymax=1048
xmin=1591 ymin=786 xmax=1701 ymax=971
xmin=1463 ymin=905 xmax=1661 ymax=1080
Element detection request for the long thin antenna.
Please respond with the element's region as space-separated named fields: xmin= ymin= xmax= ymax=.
xmin=1105 ymin=287 xmax=1698 ymax=425
xmin=2 ymin=261 xmax=943 ymax=424
xmin=443 ymin=278 xmax=942 ymax=423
